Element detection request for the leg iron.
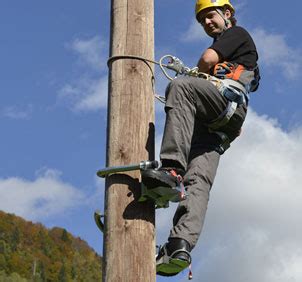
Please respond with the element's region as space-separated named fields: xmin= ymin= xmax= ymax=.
xmin=96 ymin=160 xmax=187 ymax=208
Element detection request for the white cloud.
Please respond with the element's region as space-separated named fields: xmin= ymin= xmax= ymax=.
xmin=0 ymin=168 xmax=85 ymax=221
xmin=59 ymin=76 xmax=108 ymax=112
xmin=86 ymin=175 xmax=105 ymax=208
xmin=59 ymin=36 xmax=108 ymax=112
xmin=232 ymin=0 xmax=248 ymax=13
xmin=68 ymin=36 xmax=106 ymax=71
xmin=156 ymin=109 xmax=302 ymax=282
xmin=1 ymin=105 xmax=33 ymax=120
xmin=251 ymin=28 xmax=302 ymax=80
xmin=181 ymin=19 xmax=208 ymax=43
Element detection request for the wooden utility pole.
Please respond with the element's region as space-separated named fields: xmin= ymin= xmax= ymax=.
xmin=103 ymin=0 xmax=155 ymax=281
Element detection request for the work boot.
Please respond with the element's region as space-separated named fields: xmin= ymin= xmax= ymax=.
xmin=141 ymin=167 xmax=184 ymax=190
xmin=156 ymin=238 xmax=192 ymax=276
xmin=141 ymin=168 xmax=186 ymax=205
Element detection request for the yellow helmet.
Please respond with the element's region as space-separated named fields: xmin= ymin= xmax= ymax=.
xmin=195 ymin=0 xmax=235 ymax=18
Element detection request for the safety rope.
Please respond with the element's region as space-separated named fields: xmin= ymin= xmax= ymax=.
xmin=107 ymin=55 xmax=162 ymax=102
xmin=158 ymin=54 xmax=211 ymax=81
xmin=107 ymin=55 xmax=170 ymax=103
xmin=107 ymin=55 xmax=160 ymax=74
xmin=107 ymin=54 xmax=211 ymax=103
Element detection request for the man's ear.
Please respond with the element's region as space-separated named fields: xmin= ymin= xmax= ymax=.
xmin=224 ymin=9 xmax=232 ymax=19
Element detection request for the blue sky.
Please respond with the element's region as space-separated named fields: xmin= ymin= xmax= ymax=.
xmin=1 ymin=1 xmax=302 ymax=281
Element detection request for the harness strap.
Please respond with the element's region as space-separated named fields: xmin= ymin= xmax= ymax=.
xmin=206 ymin=100 xmax=237 ymax=130
xmin=206 ymin=77 xmax=247 ymax=131
xmin=211 ymin=131 xmax=231 ymax=155
xmin=205 ymin=77 xmax=247 ymax=154
xmin=220 ymin=79 xmax=247 ymax=95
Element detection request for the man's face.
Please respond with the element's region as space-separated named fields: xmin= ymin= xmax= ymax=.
xmin=197 ymin=8 xmax=230 ymax=37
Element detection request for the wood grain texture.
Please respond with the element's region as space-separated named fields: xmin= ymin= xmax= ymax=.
xmin=103 ymin=0 xmax=155 ymax=281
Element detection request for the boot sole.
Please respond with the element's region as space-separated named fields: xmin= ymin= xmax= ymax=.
xmin=141 ymin=169 xmax=177 ymax=189
xmin=156 ymin=258 xmax=190 ymax=276
xmin=140 ymin=181 xmax=184 ymax=206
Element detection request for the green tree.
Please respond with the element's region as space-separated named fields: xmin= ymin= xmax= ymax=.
xmin=71 ymin=264 xmax=77 ymax=280
xmin=11 ymin=227 xmax=20 ymax=252
xmin=0 ymin=211 xmax=102 ymax=281
xmin=58 ymin=263 xmax=67 ymax=282
xmin=39 ymin=261 xmax=46 ymax=282
xmin=0 ymin=271 xmax=28 ymax=282
xmin=61 ymin=229 xmax=70 ymax=243
xmin=0 ymin=255 xmax=7 ymax=273
xmin=0 ymin=240 xmax=7 ymax=255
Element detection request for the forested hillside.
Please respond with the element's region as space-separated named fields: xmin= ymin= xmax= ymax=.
xmin=0 ymin=210 xmax=102 ymax=281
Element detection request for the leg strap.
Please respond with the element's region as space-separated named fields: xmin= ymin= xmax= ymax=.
xmin=205 ymin=78 xmax=247 ymax=154
xmin=206 ymin=101 xmax=238 ymax=130
xmin=212 ymin=131 xmax=231 ymax=155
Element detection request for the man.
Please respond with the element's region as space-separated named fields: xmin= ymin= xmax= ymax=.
xmin=142 ymin=0 xmax=260 ymax=277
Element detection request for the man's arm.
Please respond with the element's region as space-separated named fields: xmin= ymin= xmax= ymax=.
xmin=197 ymin=48 xmax=221 ymax=73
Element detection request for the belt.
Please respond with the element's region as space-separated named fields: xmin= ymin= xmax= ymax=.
xmin=209 ymin=78 xmax=247 ymax=104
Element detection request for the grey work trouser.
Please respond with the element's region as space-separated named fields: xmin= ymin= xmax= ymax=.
xmin=160 ymin=76 xmax=247 ymax=250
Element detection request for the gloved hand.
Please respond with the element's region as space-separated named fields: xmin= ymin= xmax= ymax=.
xmin=213 ymin=62 xmax=234 ymax=78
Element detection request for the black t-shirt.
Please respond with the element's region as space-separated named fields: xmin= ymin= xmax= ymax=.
xmin=209 ymin=26 xmax=258 ymax=69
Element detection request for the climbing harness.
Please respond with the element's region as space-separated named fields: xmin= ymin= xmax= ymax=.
xmin=213 ymin=61 xmax=260 ymax=94
xmin=205 ymin=75 xmax=247 ymax=136
xmin=156 ymin=55 xmax=255 ymax=154
xmin=98 ymin=53 xmax=259 ymax=208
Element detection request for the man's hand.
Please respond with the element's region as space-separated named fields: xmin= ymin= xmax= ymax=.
xmin=197 ymin=48 xmax=221 ymax=73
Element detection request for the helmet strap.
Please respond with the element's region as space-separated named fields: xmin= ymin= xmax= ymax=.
xmin=216 ymin=8 xmax=231 ymax=31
